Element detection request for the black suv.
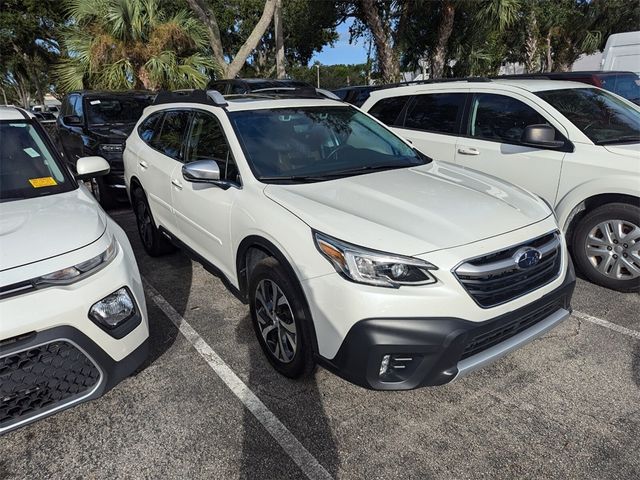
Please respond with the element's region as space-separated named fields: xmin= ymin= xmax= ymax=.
xmin=57 ymin=90 xmax=154 ymax=207
xmin=207 ymin=78 xmax=312 ymax=95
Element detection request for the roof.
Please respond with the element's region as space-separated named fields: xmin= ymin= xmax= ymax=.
xmin=0 ymin=106 xmax=34 ymax=121
xmin=367 ymin=78 xmax=598 ymax=101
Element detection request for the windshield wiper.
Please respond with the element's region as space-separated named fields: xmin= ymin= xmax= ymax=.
xmin=596 ymin=135 xmax=640 ymax=145
xmin=258 ymin=175 xmax=332 ymax=184
xmin=319 ymin=162 xmax=423 ymax=179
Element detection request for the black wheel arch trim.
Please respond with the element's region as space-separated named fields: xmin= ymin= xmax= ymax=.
xmin=237 ymin=235 xmax=321 ymax=357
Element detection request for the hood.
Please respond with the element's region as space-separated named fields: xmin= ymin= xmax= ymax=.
xmin=0 ymin=187 xmax=106 ymax=272
xmin=88 ymin=123 xmax=135 ymax=141
xmin=264 ymin=162 xmax=551 ymax=256
xmin=603 ymin=143 xmax=640 ymax=159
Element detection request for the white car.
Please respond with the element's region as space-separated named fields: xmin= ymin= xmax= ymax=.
xmin=0 ymin=107 xmax=148 ymax=434
xmin=361 ymin=79 xmax=640 ymax=292
xmin=124 ymin=89 xmax=575 ymax=390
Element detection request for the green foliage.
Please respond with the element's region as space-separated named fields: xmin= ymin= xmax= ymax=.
xmin=56 ymin=0 xmax=220 ymax=92
xmin=0 ymin=0 xmax=65 ymax=105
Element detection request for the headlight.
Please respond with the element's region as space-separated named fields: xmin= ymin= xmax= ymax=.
xmin=99 ymin=143 xmax=123 ymax=153
xmin=314 ymin=232 xmax=438 ymax=288
xmin=36 ymin=236 xmax=118 ymax=285
xmin=89 ymin=287 xmax=135 ymax=328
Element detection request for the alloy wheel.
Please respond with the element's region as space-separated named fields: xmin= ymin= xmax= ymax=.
xmin=254 ymin=279 xmax=297 ymax=363
xmin=585 ymin=219 xmax=640 ymax=280
xmin=135 ymin=199 xmax=153 ymax=249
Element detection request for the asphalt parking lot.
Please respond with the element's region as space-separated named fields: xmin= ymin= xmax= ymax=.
xmin=1 ymin=208 xmax=639 ymax=480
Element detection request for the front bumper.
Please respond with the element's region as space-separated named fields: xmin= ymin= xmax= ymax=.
xmin=0 ymin=219 xmax=149 ymax=433
xmin=0 ymin=326 xmax=148 ymax=434
xmin=318 ymin=261 xmax=575 ymax=390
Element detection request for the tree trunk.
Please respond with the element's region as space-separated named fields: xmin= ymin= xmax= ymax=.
xmin=274 ymin=0 xmax=285 ymax=79
xmin=185 ymin=0 xmax=277 ymax=79
xmin=359 ymin=0 xmax=399 ymax=83
xmin=545 ymin=31 xmax=553 ymax=72
xmin=430 ymin=1 xmax=455 ymax=79
xmin=524 ymin=8 xmax=539 ymax=73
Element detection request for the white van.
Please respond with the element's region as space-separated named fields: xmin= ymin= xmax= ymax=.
xmin=602 ymin=31 xmax=640 ymax=74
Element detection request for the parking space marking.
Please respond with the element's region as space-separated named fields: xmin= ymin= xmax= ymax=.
xmin=143 ymin=279 xmax=334 ymax=480
xmin=573 ymin=310 xmax=640 ymax=340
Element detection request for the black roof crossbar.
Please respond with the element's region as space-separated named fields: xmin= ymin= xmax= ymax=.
xmin=248 ymin=86 xmax=326 ymax=98
xmin=153 ymin=89 xmax=228 ymax=107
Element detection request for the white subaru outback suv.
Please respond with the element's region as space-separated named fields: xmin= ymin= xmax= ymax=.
xmin=361 ymin=79 xmax=640 ymax=292
xmin=0 ymin=107 xmax=148 ymax=434
xmin=124 ymin=89 xmax=575 ymax=390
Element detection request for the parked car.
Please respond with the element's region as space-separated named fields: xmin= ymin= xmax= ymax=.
xmin=333 ymin=85 xmax=386 ymax=106
xmin=0 ymin=106 xmax=149 ymax=434
xmin=208 ymin=78 xmax=313 ymax=95
xmin=124 ymin=89 xmax=574 ymax=390
xmin=497 ymin=71 xmax=640 ymax=105
xmin=57 ymin=90 xmax=154 ymax=208
xmin=361 ymin=79 xmax=640 ymax=292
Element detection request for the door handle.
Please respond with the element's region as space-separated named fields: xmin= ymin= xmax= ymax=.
xmin=171 ymin=179 xmax=183 ymax=190
xmin=139 ymin=161 xmax=148 ymax=169
xmin=457 ymin=147 xmax=480 ymax=156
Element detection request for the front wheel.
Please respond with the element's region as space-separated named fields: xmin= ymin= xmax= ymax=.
xmin=249 ymin=257 xmax=315 ymax=378
xmin=572 ymin=202 xmax=640 ymax=292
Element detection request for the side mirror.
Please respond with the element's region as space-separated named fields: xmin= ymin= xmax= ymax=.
xmin=521 ymin=124 xmax=565 ymax=149
xmin=76 ymin=156 xmax=110 ymax=180
xmin=182 ymin=160 xmax=221 ymax=183
xmin=63 ymin=115 xmax=83 ymax=126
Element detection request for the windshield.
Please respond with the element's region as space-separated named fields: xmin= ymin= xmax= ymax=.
xmin=537 ymin=88 xmax=640 ymax=145
xmin=0 ymin=121 xmax=74 ymax=201
xmin=229 ymin=106 xmax=427 ymax=183
xmin=86 ymin=96 xmax=151 ymax=125
xmin=600 ymin=74 xmax=640 ymax=104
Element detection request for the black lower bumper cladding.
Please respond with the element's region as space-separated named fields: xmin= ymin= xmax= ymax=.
xmin=0 ymin=326 xmax=148 ymax=434
xmin=319 ymin=262 xmax=576 ymax=390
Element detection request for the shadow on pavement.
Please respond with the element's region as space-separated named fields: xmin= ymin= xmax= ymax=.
xmin=109 ymin=208 xmax=187 ymax=370
xmin=235 ymin=314 xmax=340 ymax=479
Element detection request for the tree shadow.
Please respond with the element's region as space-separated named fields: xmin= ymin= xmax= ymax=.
xmin=110 ymin=209 xmax=186 ymax=370
xmin=235 ymin=314 xmax=340 ymax=479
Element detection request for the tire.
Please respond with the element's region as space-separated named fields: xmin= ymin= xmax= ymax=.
xmin=248 ymin=257 xmax=316 ymax=379
xmin=572 ymin=202 xmax=640 ymax=292
xmin=132 ymin=187 xmax=175 ymax=257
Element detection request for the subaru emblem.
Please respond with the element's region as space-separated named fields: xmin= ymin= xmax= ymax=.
xmin=514 ymin=247 xmax=542 ymax=269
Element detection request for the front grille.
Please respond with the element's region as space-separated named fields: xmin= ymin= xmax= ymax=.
xmin=461 ymin=300 xmax=562 ymax=359
xmin=454 ymin=231 xmax=562 ymax=308
xmin=1 ymin=341 xmax=100 ymax=430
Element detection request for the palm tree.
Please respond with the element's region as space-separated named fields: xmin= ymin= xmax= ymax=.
xmin=56 ymin=0 xmax=219 ymax=91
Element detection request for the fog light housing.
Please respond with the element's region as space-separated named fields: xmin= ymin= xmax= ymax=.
xmin=89 ymin=287 xmax=135 ymax=329
xmin=378 ymin=354 xmax=424 ymax=383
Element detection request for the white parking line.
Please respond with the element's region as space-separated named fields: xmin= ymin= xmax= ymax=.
xmin=143 ymin=279 xmax=334 ymax=480
xmin=573 ymin=310 xmax=640 ymax=340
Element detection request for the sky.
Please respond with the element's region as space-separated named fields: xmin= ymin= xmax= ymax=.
xmin=309 ymin=19 xmax=370 ymax=66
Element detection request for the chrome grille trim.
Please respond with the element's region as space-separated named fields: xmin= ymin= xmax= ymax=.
xmin=453 ymin=231 xmax=563 ymax=308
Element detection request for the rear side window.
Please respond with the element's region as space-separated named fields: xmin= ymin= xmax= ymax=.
xmin=138 ymin=112 xmax=163 ymax=143
xmin=468 ymin=93 xmax=549 ymax=144
xmin=153 ymin=110 xmax=191 ymax=160
xmin=404 ymin=93 xmax=465 ymax=134
xmin=368 ymin=96 xmax=410 ymax=126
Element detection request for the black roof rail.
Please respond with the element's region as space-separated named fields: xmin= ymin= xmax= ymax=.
xmin=153 ymin=89 xmax=228 ymax=107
